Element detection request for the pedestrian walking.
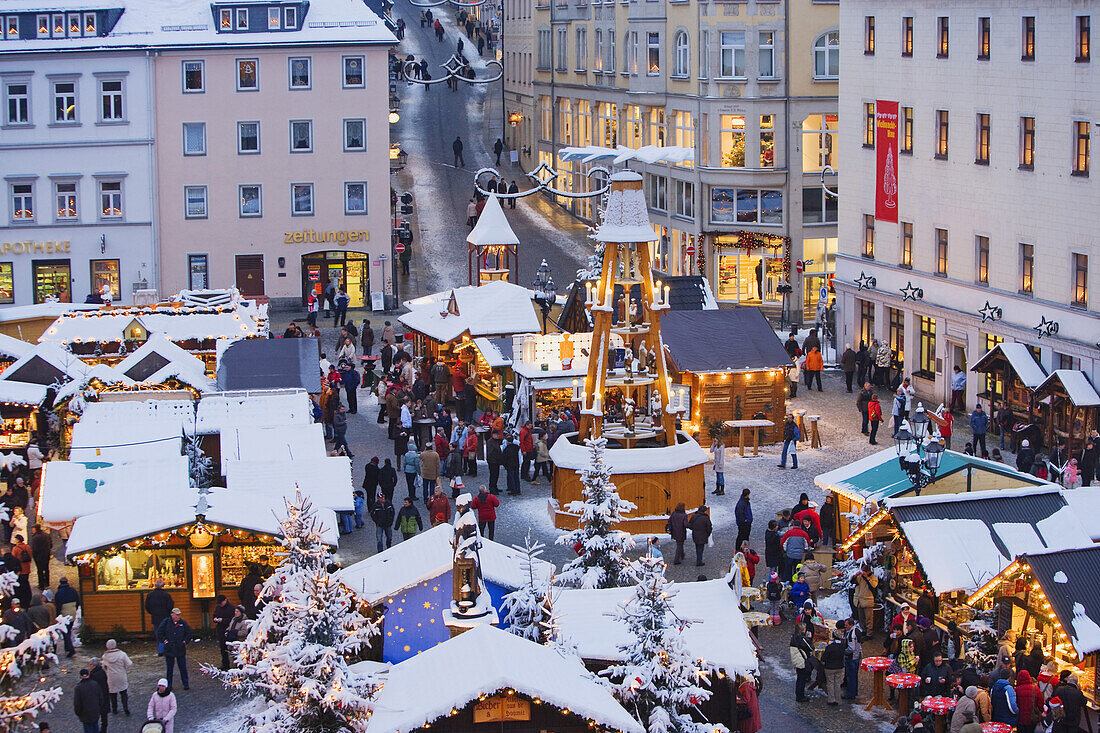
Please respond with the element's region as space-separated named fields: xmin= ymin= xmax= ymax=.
xmin=156 ymin=608 xmax=191 ymax=690
xmin=493 ymin=138 xmax=504 ymax=165
xmin=395 ymin=497 xmax=423 ymax=541
xmin=471 ymin=485 xmax=499 ymax=539
xmin=73 ymin=668 xmax=105 ymax=733
xmin=212 ymin=594 xmax=234 ymax=670
xmin=145 ymin=578 xmax=174 ymax=639
xmin=55 ymin=576 xmax=78 ymax=657
xmin=950 ymin=366 xmax=967 ymax=413
xmin=804 ymin=347 xmax=824 ymax=391
xmin=686 ymin=504 xmax=712 ymax=566
xmin=969 ymin=404 xmax=989 ymax=457
xmin=666 ymin=502 xmax=688 ymax=565
xmin=821 ymin=630 xmax=846 ymax=705
xmin=734 ymin=489 xmax=752 ymax=547
xmin=857 ymin=382 xmax=873 ymax=435
xmin=146 ymin=679 xmax=178 ymax=733
xmin=840 ymin=343 xmax=857 ymax=392
xmin=332 ymin=404 xmax=352 ymax=457
xmin=710 ymin=436 xmax=725 ymax=495
xmin=868 ymin=393 xmax=883 ymax=445
xmin=874 ymin=340 xmax=893 ymax=386
xmin=371 ymin=494 xmax=395 ymax=551
xmin=420 ymin=444 xmax=441 ymax=500
xmin=891 ymin=388 xmax=906 ymax=438
xmin=507 ymin=180 xmax=519 ymax=208
xmin=434 ymin=19 xmax=444 ymax=41
xmin=101 ymin=639 xmax=132 ymax=716
xmin=790 ymin=623 xmax=815 ymax=702
xmin=777 ymin=414 xmax=799 ymax=469
xmin=323 ymin=280 xmax=336 ymax=317
xmin=503 ymin=437 xmax=521 ymax=495
xmin=855 ymin=341 xmax=871 ymax=386
xmin=333 ymin=288 xmax=349 ymax=327
xmin=402 ymin=439 xmax=421 ymax=498
xmin=787 ymin=359 xmax=799 ymax=398
xmin=419 ymin=9 xmax=426 ymax=27
xmin=453 ymin=136 xmax=465 ymax=167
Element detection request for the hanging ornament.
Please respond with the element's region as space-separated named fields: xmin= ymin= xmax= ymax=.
xmin=978 ymin=301 xmax=1003 ymax=323
xmin=899 ymin=281 xmax=923 ymax=301
xmin=1033 ymin=316 xmax=1059 ymax=339
xmin=855 ymin=272 xmax=877 ymax=291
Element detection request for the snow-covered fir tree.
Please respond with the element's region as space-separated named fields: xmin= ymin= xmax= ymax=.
xmin=602 ymin=556 xmax=727 ymax=733
xmin=501 ymin=532 xmax=552 ymax=642
xmin=183 ymin=431 xmax=214 ymax=489
xmin=555 ymin=437 xmax=637 ymax=589
xmin=205 ymin=493 xmax=379 ymax=732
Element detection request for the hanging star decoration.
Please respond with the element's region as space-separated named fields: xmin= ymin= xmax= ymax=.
xmin=855 ymin=272 xmax=877 ymax=291
xmin=978 ymin=301 xmax=1003 ymax=323
xmin=899 ymin=281 xmax=923 ymax=301
xmin=1033 ymin=316 xmax=1059 ymax=340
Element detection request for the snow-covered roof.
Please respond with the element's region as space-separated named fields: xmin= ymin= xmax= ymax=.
xmin=472 ymin=338 xmax=512 ymax=368
xmin=554 ymin=579 xmax=759 ymax=675
xmin=37 ymin=457 xmax=192 ymax=524
xmin=595 ymin=172 xmax=658 ymax=243
xmin=225 ymin=457 xmax=354 ymax=511
xmin=971 ymin=342 xmax=1047 ymax=389
xmin=69 ymin=419 xmax=183 ymax=463
xmin=0 ymin=342 xmax=88 ymax=386
xmin=400 ymin=281 xmax=540 ymax=343
xmin=1022 ymin=547 xmax=1100 ymax=658
xmin=0 ymin=302 xmax=96 ymax=324
xmin=38 ymin=299 xmax=266 ymax=346
xmin=74 ymin=398 xmax=197 ymax=432
xmin=0 ymin=0 xmax=395 ymax=53
xmin=558 ymin=145 xmax=695 ymax=166
xmin=1034 ymin=370 xmax=1100 ymax=407
xmin=114 ymin=333 xmax=216 ymax=391
xmin=466 ymin=195 xmax=519 ymax=247
xmin=1064 ymin=487 xmax=1100 ymax=541
xmin=338 ymin=522 xmax=554 ymax=605
xmin=548 ymin=433 xmax=708 ymax=474
xmin=363 ymin=623 xmax=643 ymax=733
xmin=219 ymin=422 xmax=326 ymax=472
xmin=0 ymin=334 xmax=32 ymax=360
xmin=195 ymin=389 xmax=313 ymax=433
xmin=0 ymin=380 xmax=48 ymax=406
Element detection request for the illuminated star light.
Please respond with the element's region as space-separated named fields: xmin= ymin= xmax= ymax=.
xmin=855 ymin=271 xmax=876 ymax=291
xmin=1033 ymin=316 xmax=1059 ymax=339
xmin=899 ymin=281 xmax=923 ymax=301
xmin=977 ymin=301 xmax=1002 ymax=323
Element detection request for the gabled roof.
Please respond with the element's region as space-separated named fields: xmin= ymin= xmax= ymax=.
xmin=400 ymin=281 xmax=540 ymax=343
xmin=112 ymin=333 xmax=215 ymax=390
xmin=0 ymin=343 xmax=87 ymax=386
xmin=1033 ymin=369 xmax=1100 ymax=407
xmin=662 ymin=308 xmax=791 ymax=373
xmin=0 ymin=334 xmax=33 ymax=361
xmin=971 ymin=342 xmax=1047 ymax=389
xmin=338 ymin=522 xmax=554 ymax=605
xmin=1023 ymin=547 xmax=1100 ymax=658
xmin=195 ymin=389 xmax=313 ymax=434
xmin=363 ymin=624 xmax=644 ymax=733
xmin=1064 ymin=487 xmax=1100 ymax=541
xmin=466 ymin=195 xmax=519 ymax=247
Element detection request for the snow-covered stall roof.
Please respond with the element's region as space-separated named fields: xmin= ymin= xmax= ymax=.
xmin=0 ymin=302 xmax=97 ymax=325
xmin=38 ymin=300 xmax=266 ymax=346
xmin=224 ymin=457 xmax=354 ymax=512
xmin=0 ymin=342 xmax=88 ymax=386
xmin=466 ymin=195 xmax=519 ymax=247
xmin=51 ymin=365 xmax=134 ymax=402
xmin=338 ymin=522 xmax=554 ymax=605
xmin=69 ymin=419 xmax=183 ymax=463
xmin=970 ymin=342 xmax=1048 ymax=389
xmin=74 ymin=399 xmax=197 ymax=433
xmin=548 ymin=433 xmax=708 ymax=474
xmin=114 ymin=333 xmax=216 ymax=391
xmin=0 ymin=334 xmax=32 ymax=361
xmin=558 ymin=144 xmax=695 ymax=166
xmin=0 ymin=380 xmax=48 ymax=407
xmin=219 ymin=423 xmax=326 ymax=472
xmin=195 ymin=389 xmax=313 ymax=434
xmin=1064 ymin=487 xmax=1100 ymax=541
xmin=37 ymin=457 xmax=191 ymax=524
xmin=554 ymin=579 xmax=759 ymax=675
xmin=399 ymin=281 xmax=540 ymax=343
xmin=1033 ymin=370 xmax=1100 ymax=407
xmin=472 ymin=338 xmax=512 ymax=368
xmin=595 ymin=172 xmax=658 ymax=243
xmin=363 ymin=623 xmax=643 ymax=733
xmin=886 ymin=487 xmax=1094 ymax=594
xmin=1022 ymin=547 xmax=1100 ymax=658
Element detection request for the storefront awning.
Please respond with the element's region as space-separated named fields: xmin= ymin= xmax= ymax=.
xmin=1033 ymin=369 xmax=1100 ymax=407
xmin=970 ymin=342 xmax=1047 ymax=389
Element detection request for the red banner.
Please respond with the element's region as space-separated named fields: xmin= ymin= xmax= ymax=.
xmin=875 ymin=100 xmax=899 ymax=222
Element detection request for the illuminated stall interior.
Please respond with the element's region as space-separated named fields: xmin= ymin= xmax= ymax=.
xmin=466 ymin=195 xmax=519 ymax=286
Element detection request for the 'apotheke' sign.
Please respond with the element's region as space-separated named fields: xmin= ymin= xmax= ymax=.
xmin=0 ymin=240 xmax=71 ymax=254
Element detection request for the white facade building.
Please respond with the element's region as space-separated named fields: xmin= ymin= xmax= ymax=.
xmin=836 ymin=0 xmax=1100 ymax=408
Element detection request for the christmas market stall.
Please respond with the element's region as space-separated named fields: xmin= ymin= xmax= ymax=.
xmin=837 ymin=487 xmax=1094 ymax=635
xmin=337 ymin=523 xmax=553 ymax=663
xmin=361 ymin=623 xmax=644 ymax=733
xmin=466 ymin=194 xmax=519 ymax=286
xmin=660 ymin=308 xmax=790 ymax=445
xmin=452 ymin=336 xmax=513 ymax=414
xmin=1031 ymin=370 xmax=1100 ymax=458
xmin=0 ymin=380 xmax=46 ymax=453
xmin=970 ymin=342 xmax=1048 ymax=447
xmin=0 ymin=333 xmax=32 ymax=371
xmin=967 ymin=546 xmax=1100 ymax=706
xmin=553 ymin=578 xmax=759 ymax=730
xmin=816 ymin=446 xmax=1053 ymax=542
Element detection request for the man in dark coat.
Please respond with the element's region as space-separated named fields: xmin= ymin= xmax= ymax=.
xmin=144 ymin=579 xmax=174 ymax=636
xmin=855 ymin=342 xmax=871 ymax=386
xmin=30 ymin=524 xmax=51 ymax=590
xmin=2 ymin=598 xmax=32 ymax=646
xmin=378 ymin=458 xmax=398 ymax=502
xmin=486 ymin=436 xmax=504 ymax=494
xmin=667 ymin=503 xmax=688 ymax=565
xmin=453 ymin=136 xmax=465 ymax=167
xmin=1054 ymin=674 xmax=1087 ymax=733
xmin=687 ymin=505 xmax=713 ymax=567
xmin=840 ymin=344 xmax=857 ymax=392
xmin=362 ymin=458 xmax=381 ymax=505
xmin=74 ymin=668 xmax=105 ymax=733
xmin=734 ymin=490 xmax=753 ymax=549
xmin=371 ymin=494 xmax=395 ymax=552
xmin=764 ymin=520 xmax=782 ymax=576
xmin=156 ymin=608 xmax=191 ymax=690
xmin=784 ymin=332 xmax=800 ymax=360
xmin=88 ymin=658 xmax=110 ymax=733
xmin=237 ymin=567 xmax=262 ymax=617
xmin=801 ymin=328 xmax=821 ymax=355
xmin=503 ymin=439 xmax=521 ymax=495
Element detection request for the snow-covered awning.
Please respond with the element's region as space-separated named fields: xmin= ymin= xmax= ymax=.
xmin=1033 ymin=369 xmax=1100 ymax=407
xmin=0 ymin=380 xmax=48 ymax=407
xmin=0 ymin=334 xmax=32 ymax=361
xmin=1064 ymin=487 xmax=1100 ymax=541
xmin=554 ymin=579 xmax=759 ymax=675
xmin=219 ymin=423 xmax=327 ymax=473
xmin=1018 ymin=547 xmax=1100 ymax=658
xmin=548 ymin=432 xmax=708 ymax=474
xmin=338 ymin=523 xmax=553 ymax=605
xmin=466 ymin=195 xmax=519 ymax=247
xmin=363 ymin=624 xmax=644 ymax=733
xmin=400 ymin=281 xmax=541 ymax=344
xmin=970 ymin=342 xmax=1047 ymax=389
xmin=195 ymin=389 xmax=314 ymax=434
xmin=69 ymin=419 xmax=184 ymax=463
xmin=224 ymin=457 xmax=354 ymax=512
xmin=37 ymin=457 xmax=191 ymax=525
xmin=471 ymin=338 xmax=512 ymax=368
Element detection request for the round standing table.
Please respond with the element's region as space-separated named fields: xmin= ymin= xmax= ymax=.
xmin=860 ymin=656 xmax=894 ymax=711
xmin=979 ymin=724 xmax=1013 ymax=733
xmin=742 ymin=612 xmax=771 ymax=635
xmin=886 ymin=673 xmax=920 ymax=723
xmin=921 ymin=696 xmax=956 ymax=733
xmin=740 ymin=586 xmax=762 ymax=609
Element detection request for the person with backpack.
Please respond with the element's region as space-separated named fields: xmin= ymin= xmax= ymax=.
xmin=777 ymin=414 xmax=799 ymax=469
xmin=990 ymin=674 xmax=1018 ymax=726
xmin=394 ymin=497 xmax=422 ymax=541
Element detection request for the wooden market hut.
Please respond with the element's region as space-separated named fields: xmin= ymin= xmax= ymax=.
xmin=466 ymin=194 xmax=519 ymax=286
xmin=1032 ymin=370 xmax=1100 ymax=457
xmin=661 ymin=308 xmax=790 ymax=444
xmin=967 ymin=546 xmax=1100 ymax=706
xmin=970 ymin=342 xmax=1048 ymax=446
xmin=359 ymin=624 xmax=645 ymax=733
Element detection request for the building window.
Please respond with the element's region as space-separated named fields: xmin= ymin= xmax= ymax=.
xmin=720 ymin=115 xmax=745 ymax=167
xmin=343 ymin=119 xmax=365 ymax=151
xmin=538 ymin=95 xmax=551 ymax=140
xmin=983 ymin=332 xmax=1004 ymax=397
xmin=98 ymin=180 xmax=122 ymax=219
xmin=760 ymin=114 xmax=774 ymax=167
xmin=975 ymin=113 xmax=990 ymax=164
xmin=0 ymin=263 xmax=13 ymax=304
xmin=813 ymin=31 xmax=839 ymax=79
xmin=901 ymin=222 xmax=913 ymax=267
xmin=1059 ymin=353 xmax=1082 ymax=371
xmin=978 ymin=17 xmax=990 ymax=59
xmin=593 ymin=29 xmax=603 ymax=72
xmin=188 ymin=254 xmax=209 ymax=290
xmin=599 ymin=102 xmax=619 ymax=147
xmin=709 ymin=189 xmax=782 ymax=224
xmin=284 ymin=6 xmax=297 ymax=28
xmin=935 ymin=228 xmax=948 ymax=275
xmin=268 ymin=7 xmax=281 ymax=29
xmin=55 ymin=181 xmax=77 ymax=220
xmin=345 ymin=182 xmax=367 ymax=214
xmin=622 ymin=105 xmax=641 ymax=147
xmin=937 ymin=16 xmax=949 ymax=57
xmin=859 ymin=299 xmax=875 ymax=347
xmin=575 ymin=27 xmax=587 ymax=69
xmin=184 ymin=185 xmax=207 ymax=219
xmin=90 ymin=259 xmax=120 ymax=301
xmin=673 ymin=32 xmax=689 ymax=77
xmin=647 ymin=32 xmax=660 ymax=75
xmin=699 ymin=30 xmax=709 ymax=78
xmin=10 ymin=183 xmax=33 ymax=221
xmin=290 ymin=120 xmax=313 ymax=152
xmin=902 ymin=16 xmax=913 ymax=56
xmin=220 ymin=9 xmax=232 ymax=29
xmin=237 ymin=59 xmax=258 ymax=91
xmin=918 ymin=316 xmax=936 ymax=377
xmin=182 ymin=122 xmax=206 ymax=155
xmin=99 ymin=79 xmax=123 ymax=121
xmin=1021 ymin=16 xmax=1035 ymax=60
xmin=648 ymin=175 xmax=667 ymax=211
xmin=235 ymin=8 xmax=248 ymax=29
xmin=32 ymin=260 xmax=70 ymax=303
xmin=976 ymin=235 xmax=989 ymax=284
xmin=183 ymin=60 xmax=204 ymax=92
xmin=1077 ymin=16 xmax=1091 ymax=62
xmin=1020 ymin=117 xmax=1035 ymax=169
xmin=889 ymin=307 xmax=905 ymax=367
xmin=239 ymin=185 xmax=261 ymax=217
xmin=674 ymin=180 xmax=694 ymax=218
xmin=53 ymin=81 xmax=76 ymax=123
xmin=802 ymin=187 xmax=838 ymax=223
xmin=863 ymin=214 xmax=875 ymax=258
xmin=901 ymin=106 xmax=913 ymax=154
xmin=5 ymin=82 xmax=29 ymax=124
xmin=607 ymin=30 xmax=615 ymax=74
xmin=802 ymin=114 xmax=838 ymax=172
xmin=935 ymin=110 xmax=949 ymax=159
xmin=576 ymin=100 xmax=591 ymax=145
xmin=1073 ymin=120 xmax=1090 ymax=176
xmin=718 ymin=31 xmax=745 ymax=77
xmin=627 ymin=31 xmax=639 ymax=74
xmin=759 ymin=31 xmax=775 ymax=77
xmin=864 ymin=16 xmax=875 ymax=54
xmin=863 ymin=102 xmax=875 ymax=147
xmin=289 ymin=57 xmax=311 ymax=89
xmin=1019 ymin=243 xmax=1034 ymax=294
xmin=557 ymin=28 xmax=568 ymax=70
xmin=558 ymin=99 xmax=573 ymax=144
xmin=51 ymin=14 xmax=63 ymax=37
xmin=237 ymin=121 xmax=259 ymax=154
xmin=342 ymin=56 xmax=364 ymax=88
xmin=291 ymin=183 xmax=314 ymax=216
xmin=649 ymin=107 xmax=666 ymax=146
xmin=1073 ymin=253 xmax=1088 ymax=307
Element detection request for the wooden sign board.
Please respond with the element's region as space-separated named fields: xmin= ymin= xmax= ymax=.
xmin=473 ymin=696 xmax=531 ymax=723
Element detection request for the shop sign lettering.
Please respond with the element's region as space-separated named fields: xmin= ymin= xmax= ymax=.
xmin=284 ymin=229 xmax=370 ymax=246
xmin=0 ymin=240 xmax=71 ymax=254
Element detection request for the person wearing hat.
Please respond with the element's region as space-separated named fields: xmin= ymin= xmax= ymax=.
xmin=1053 ymin=673 xmax=1086 ymax=733
xmin=88 ymin=657 xmax=110 ymax=731
xmin=956 ymin=710 xmax=981 ymax=733
xmin=950 ymin=686 xmax=979 ymax=733
xmin=155 ymin=608 xmax=191 ymax=690
xmin=146 ymin=678 xmax=178 ymax=733
xmin=73 ymin=667 xmax=105 ymax=733
xmin=1016 ymin=439 xmax=1036 ymax=474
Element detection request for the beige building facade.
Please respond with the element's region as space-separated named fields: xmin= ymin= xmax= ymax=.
xmin=504 ymin=0 xmax=537 ymax=166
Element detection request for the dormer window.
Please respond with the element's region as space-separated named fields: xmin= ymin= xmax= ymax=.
xmin=68 ymin=14 xmax=80 ymax=35
xmin=268 ymin=7 xmax=280 ymax=28
xmin=84 ymin=13 xmax=96 ymax=34
xmin=220 ymin=9 xmax=232 ymax=29
xmin=284 ymin=6 xmax=297 ymax=28
xmin=36 ymin=15 xmax=48 ymax=38
xmin=235 ymin=8 xmax=248 ymax=29
xmin=51 ymin=14 xmax=65 ymax=37
xmin=7 ymin=17 xmax=19 ymax=38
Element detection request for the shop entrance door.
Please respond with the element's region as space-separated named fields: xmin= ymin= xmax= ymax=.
xmin=234 ymin=255 xmax=265 ymax=296
xmin=301 ymin=252 xmax=369 ymax=307
xmin=32 ymin=260 xmax=72 ymax=303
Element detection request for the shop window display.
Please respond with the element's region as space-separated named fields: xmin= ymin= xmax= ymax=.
xmin=95 ymin=548 xmax=187 ymax=591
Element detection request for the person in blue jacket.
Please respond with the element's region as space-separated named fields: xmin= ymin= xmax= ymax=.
xmin=990 ymin=675 xmax=1018 ymax=726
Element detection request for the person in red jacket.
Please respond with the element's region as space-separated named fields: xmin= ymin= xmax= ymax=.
xmin=794 ymin=507 xmax=822 ymax=539
xmin=867 ymin=393 xmax=883 ymax=445
xmin=739 ymin=541 xmax=760 ymax=584
xmin=519 ymin=422 xmax=535 ymax=481
xmin=1015 ymin=669 xmax=1044 ymax=732
xmin=470 ymin=485 xmax=500 ymax=540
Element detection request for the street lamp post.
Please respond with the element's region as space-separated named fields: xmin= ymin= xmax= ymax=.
xmin=532 ymin=259 xmax=556 ymax=333
xmin=894 ymin=403 xmax=945 ymax=493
